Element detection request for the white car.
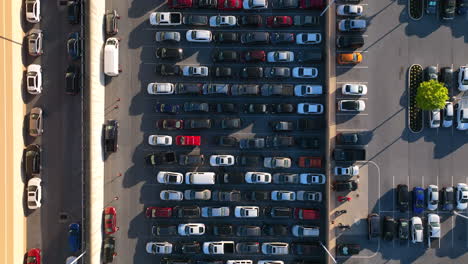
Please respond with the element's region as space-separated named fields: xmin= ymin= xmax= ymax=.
xmin=267 ymin=51 xmax=294 ymax=62
xmin=299 ymin=173 xmax=326 ymax=184
xmin=157 ymin=171 xmax=184 ymax=184
xmin=294 ymin=85 xmax=323 ymax=96
xmin=411 ymin=217 xmax=423 ymax=243
xmin=342 ymin=83 xmax=367 ymax=95
xmin=456 ymin=102 xmax=468 ymax=130
xmin=297 ymin=103 xmax=324 ymax=114
xmin=245 ymin=172 xmax=271 ymax=184
xmin=243 ymin=0 xmax=268 ymax=9
xmin=178 ymin=223 xmax=206 ymax=236
xmin=160 ymin=190 xmax=183 ymax=201
xmin=292 ymin=67 xmax=318 ymax=78
xmin=148 ymin=135 xmax=172 ymax=146
xmin=186 ymin=30 xmax=212 ymax=42
xmin=429 ymin=109 xmax=441 ymax=128
xmin=292 ymin=225 xmax=319 ymax=237
xmin=456 ymin=183 xmax=468 ymax=210
xmin=458 ymin=66 xmax=468 ymax=91
xmin=25 ymin=0 xmax=41 ymax=23
xmin=209 ymin=15 xmax=237 ymax=27
xmin=427 ymin=185 xmax=439 ymax=210
xmin=337 ymin=5 xmax=364 ymax=16
xmin=26 ymin=64 xmax=42 ymax=94
xmin=427 ymin=214 xmax=441 ymax=239
xmin=147 ymin=83 xmax=174 ymax=95
xmin=210 ymin=155 xmax=235 ymax=166
xmin=202 ymin=206 xmax=230 ymax=217
xmin=334 ymin=165 xmax=359 ymax=176
xmin=338 ymin=100 xmax=366 ymax=112
xmin=271 ymin=191 xmax=296 ymax=201
xmin=27 ymin=177 xmax=42 ymax=209
xmin=442 ymin=102 xmax=454 ymax=128
xmin=234 ymin=206 xmax=259 ymax=218
xmin=183 ymin=66 xmax=209 ymax=77
xmin=146 ymin=242 xmax=173 ymax=254
xmin=338 ymin=19 xmax=367 ymax=31
xmin=184 ymin=189 xmax=211 ymax=200
xmin=296 ymin=33 xmax=322 ymax=45
xmin=261 ymin=243 xmax=289 ymax=255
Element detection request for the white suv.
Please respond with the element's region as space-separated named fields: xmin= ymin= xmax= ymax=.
xmin=458 ymin=66 xmax=468 ymax=91
xmin=411 ymin=217 xmax=423 ymax=243
xmin=27 ymin=177 xmax=42 ymax=209
xmin=427 ymin=185 xmax=439 ymax=210
xmin=429 ymin=109 xmax=441 ymax=128
xmin=26 ymin=64 xmax=42 ymax=94
xmin=25 ymin=0 xmax=41 ymax=23
xmin=178 ymin=223 xmax=206 ymax=236
xmin=261 ymin=242 xmax=289 ymax=255
xmin=234 ymin=206 xmax=259 ymax=218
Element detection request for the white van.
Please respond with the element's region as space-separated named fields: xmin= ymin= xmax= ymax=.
xmin=185 ymin=172 xmax=215 ymax=185
xmin=104 ymin=37 xmax=119 ymax=76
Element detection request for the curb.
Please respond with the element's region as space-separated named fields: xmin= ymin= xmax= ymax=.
xmin=407 ymin=64 xmax=424 ymax=133
xmin=407 ymin=0 xmax=424 ymax=21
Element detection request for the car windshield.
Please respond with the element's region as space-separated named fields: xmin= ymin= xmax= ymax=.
xmin=414 ymin=224 xmax=423 ymax=230
xmin=26 ymin=256 xmax=36 ymax=262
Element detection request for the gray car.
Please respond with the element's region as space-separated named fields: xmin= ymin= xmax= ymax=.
xmin=29 ymin=107 xmax=43 ymax=137
xmin=265 ymin=67 xmax=291 ymax=78
xmin=28 ymin=29 xmax=43 ymax=56
xmin=155 ymin=31 xmax=181 ymax=42
xmin=202 ymin=84 xmax=230 ymax=95
xmin=231 ymin=84 xmax=260 ymax=96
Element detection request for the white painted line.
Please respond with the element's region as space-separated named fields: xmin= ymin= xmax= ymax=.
xmin=336 ymin=113 xmax=369 ymax=116
xmin=337 ymin=50 xmax=369 ymax=53
xmin=336 ymin=97 xmax=368 ymax=100
xmin=336 ymin=81 xmax=369 ymax=84
xmin=407 ymin=175 xmax=410 ymax=248
xmin=337 ymin=66 xmax=369 ymax=69
xmin=143 ymin=28 xmax=323 ymax=33
xmin=336 ymin=128 xmax=369 ymax=132
xmin=422 ymin=175 xmax=425 ymax=187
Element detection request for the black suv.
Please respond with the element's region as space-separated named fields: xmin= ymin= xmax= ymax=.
xmin=157 ymin=65 xmax=181 ymax=76
xmin=214 ymin=32 xmax=239 ymax=43
xmin=368 ymin=213 xmax=381 ymax=239
xmin=212 ymin=50 xmax=238 ymax=62
xmin=236 ymin=155 xmax=262 ymax=166
xmin=156 ymin=48 xmax=183 ymax=60
xmin=68 ymin=0 xmax=81 ymax=24
xmin=104 ymin=120 xmax=119 ymax=153
xmin=213 ymin=225 xmax=234 ymax=236
xmin=266 ymin=136 xmax=294 ymax=147
xmin=241 ymin=32 xmax=270 ymax=44
xmin=183 ymin=15 xmax=208 ymax=26
xmin=179 ymin=154 xmax=205 ymax=166
xmin=175 ymin=206 xmax=200 ymax=218
xmin=239 ymin=15 xmax=262 ymax=27
xmin=243 ymin=191 xmax=270 ymax=201
xmin=336 ymin=35 xmax=364 ymax=49
xmin=241 ymin=67 xmax=264 ymax=78
xmin=65 ymin=65 xmax=80 ymax=95
xmin=397 ymin=184 xmax=409 ymax=212
xmin=24 ymin=144 xmax=41 ymax=178
xmin=263 ymin=224 xmax=288 ymax=235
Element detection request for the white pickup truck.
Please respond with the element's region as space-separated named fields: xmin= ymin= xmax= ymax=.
xmin=203 ymin=241 xmax=235 ymax=255
xmin=149 ymin=12 xmax=182 ymax=26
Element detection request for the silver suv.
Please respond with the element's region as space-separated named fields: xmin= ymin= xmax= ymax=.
xmin=27 ymin=29 xmax=43 ymax=56
xmin=29 ymin=107 xmax=43 ymax=137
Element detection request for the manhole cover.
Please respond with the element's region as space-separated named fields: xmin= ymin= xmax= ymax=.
xmin=59 ymin=213 xmax=69 ymax=223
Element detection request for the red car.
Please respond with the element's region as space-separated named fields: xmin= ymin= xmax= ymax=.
xmin=241 ymin=50 xmax=266 ymax=62
xmin=218 ymin=0 xmax=242 ymax=10
xmin=176 ymin=135 xmax=201 ymax=146
xmin=104 ymin=207 xmax=117 ymax=234
xmin=298 ymin=156 xmax=322 ymax=168
xmin=168 ymin=0 xmax=193 ymax=8
xmin=294 ymin=208 xmax=320 ymax=220
xmin=145 ymin=207 xmax=173 ymax=218
xmin=300 ymin=0 xmax=324 ymax=9
xmin=267 ymin=16 xmax=293 ymax=27
xmin=26 ymin=248 xmax=41 ymax=264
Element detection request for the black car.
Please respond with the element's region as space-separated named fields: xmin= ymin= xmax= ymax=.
xmin=298 ymin=118 xmax=323 ymax=130
xmin=212 ymin=190 xmax=241 ymax=201
xmin=65 ymin=65 xmax=80 ymax=95
xmin=179 ymin=154 xmax=205 ymax=166
xmin=368 ymin=213 xmax=381 ymax=239
xmin=184 ymin=102 xmax=209 ymax=112
xmin=216 ymin=103 xmax=237 ymax=113
xmin=336 ymin=244 xmax=360 ymax=256
xmin=337 ymin=133 xmax=359 ymax=145
xmin=425 ymin=66 xmax=438 ymax=81
xmin=441 ymin=187 xmax=454 ymax=211
xmin=263 ymin=224 xmax=288 ymax=235
xmin=273 ymin=103 xmax=295 ymax=113
xmin=334 ymin=180 xmax=358 ymax=191
xmin=243 ymin=191 xmax=270 ymax=201
xmin=398 ymin=218 xmax=409 ymax=240
xmin=151 ymin=225 xmax=177 ymax=236
xmin=102 ymin=236 xmax=116 ymax=263
xmin=240 ymin=138 xmax=265 ymax=149
xmin=383 ymin=216 xmax=396 ymax=241
xmin=442 ymin=0 xmax=456 ymax=19
xmin=231 ymin=84 xmax=260 ymax=96
xmin=104 ymin=120 xmax=119 ymax=153
xmin=145 ymin=152 xmax=176 ymax=166
xmin=157 ymin=65 xmax=181 ymax=76
xmin=68 ymin=0 xmax=81 ymax=24
xmin=236 ymin=242 xmax=260 ymax=254
xmin=156 ymin=48 xmax=183 ymax=60
xmin=214 ymin=67 xmax=234 ymax=77
xmin=217 ymin=136 xmax=238 ymax=147
xmin=298 ymin=137 xmax=320 ymax=149
xmin=175 ymin=206 xmax=201 ymax=218
xmin=440 ymin=67 xmax=453 ymax=90
xmin=181 ymin=242 xmax=201 ymax=254
xmin=212 ymin=50 xmax=238 ymax=62
xmin=292 ymin=243 xmax=319 ymax=255
xmin=221 ymin=118 xmax=242 ymax=129
xmin=212 ymin=225 xmax=233 ymax=236
xmin=236 ymin=155 xmax=262 ymax=166
xmin=270 ymin=207 xmax=292 ymax=218
xmin=105 ymin=10 xmax=120 ymax=35
xmin=241 ymin=32 xmax=270 ymax=44
xmin=183 ymin=15 xmax=208 ymax=25
xmin=458 ymin=0 xmax=468 ymax=14
xmin=273 ymin=173 xmax=298 ymax=184
xmin=184 ymin=119 xmax=212 ymax=129
xmin=266 ymin=136 xmax=294 ymax=148
xmin=336 ymin=35 xmax=364 ymax=49
xmin=24 ymin=144 xmax=41 ymax=178
xmin=272 ymin=0 xmax=299 ymax=9
xmin=214 ymin=32 xmax=239 ymax=43
xmin=155 ymin=103 xmax=180 ymax=114
xmin=270 ymin=121 xmax=294 ymax=131
xmin=239 ymin=15 xmax=262 ymax=27
xmin=67 ymin=32 xmax=81 ymax=60
xmin=270 ymin=32 xmax=295 ymax=44
xmin=397 ymin=184 xmax=409 ymax=212
xmin=176 ymin=83 xmax=202 ymax=95
xmin=245 ymin=104 xmax=268 ymax=114
xmin=241 ymin=67 xmax=264 ymax=78
xmin=265 ymin=67 xmax=291 ymax=78
xmin=261 ymin=84 xmax=294 ymax=96
xmin=237 ymin=226 xmax=262 ymax=236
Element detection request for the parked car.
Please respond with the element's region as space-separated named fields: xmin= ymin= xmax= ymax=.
xmin=184 ymin=119 xmax=212 ymax=129
xmin=411 ymin=216 xmax=423 ymax=243
xmin=156 ymin=48 xmax=183 ymax=60
xmin=184 ymin=102 xmax=209 ymax=112
xmin=441 ymin=187 xmax=454 ymax=211
xmin=65 ymin=65 xmax=80 ymax=95
xmin=427 ymin=213 xmax=441 ymax=239
xmin=210 ymin=155 xmax=235 ymax=166
xmin=270 ymin=121 xmax=294 ymax=131
xmin=458 ymin=66 xmax=468 ymax=91
xmin=457 ymin=0 xmax=468 ymax=14
xmin=218 ymin=0 xmax=242 ymax=10
xmin=296 ymin=33 xmax=322 ymax=44
xmin=213 ymin=32 xmax=239 ymax=43
xmin=176 ymin=135 xmax=201 ymax=146
xmin=271 ymin=32 xmax=295 ymax=44
xmin=146 ymin=242 xmax=173 ymax=254
xmin=175 ymin=206 xmax=201 ymax=218
xmin=156 ymin=119 xmax=183 ymax=130
xmin=176 ymin=83 xmax=202 ymax=94
xmin=240 ymin=138 xmax=266 ymax=149
xmin=272 ymin=0 xmax=299 ymax=8
xmin=245 ymin=172 xmax=272 ymax=184
xmin=270 ymin=207 xmax=292 ymax=218
xmin=241 ymin=32 xmax=270 ymax=44
xmin=27 ymin=177 xmax=42 ymax=210
xmin=338 ymin=19 xmax=366 ymax=31
xmin=155 ymin=31 xmax=181 ymax=42
xmin=297 ymin=191 xmax=322 ymax=201
xmin=429 ymin=109 xmax=441 ymax=128
xmin=427 ymin=185 xmax=439 ymax=210
xmin=210 ymin=15 xmax=237 ymax=27
xmin=24 ymin=144 xmax=41 ymax=178
xmin=337 ymin=52 xmax=362 ymax=64
xmin=241 ymin=50 xmax=266 ymax=62
xmin=239 ymin=15 xmax=263 ymax=27
xmin=179 ymin=154 xmax=205 ymax=166
xmin=441 ymin=0 xmax=456 ymax=19
xmin=292 ymin=225 xmax=319 ymax=237
xmin=368 ymin=213 xmax=380 ymax=239
xmin=264 ymin=157 xmax=292 ymax=168
xmin=237 ymin=226 xmax=261 ymax=236
xmin=68 ymin=223 xmax=81 ymax=252
xmin=261 ymin=242 xmax=289 ymax=255
xmin=145 ymin=152 xmax=176 ymax=166
xmin=443 ymin=101 xmax=454 ymax=127
xmin=67 ymin=32 xmax=81 ymax=60
xmin=186 ymin=30 xmax=212 ymax=42
xmin=334 ymin=165 xmax=359 ymax=176
xmin=26 ymin=248 xmax=41 ymax=264
xmin=413 ymin=187 xmax=425 ymax=214
xmin=241 ymin=67 xmax=264 ymax=78
xmin=104 ymin=207 xmax=117 ymax=235
xmin=178 ymin=223 xmax=206 ymax=236
xmin=243 ymin=191 xmax=270 ymax=201
xmin=297 ymin=103 xmax=324 ymax=114
xmin=336 ymin=35 xmax=364 ymax=48
xmin=160 ymin=190 xmax=184 ymax=201
xmin=212 ymin=225 xmax=234 ymax=236
xmin=231 ymin=84 xmax=260 ymax=95
xmin=157 ymin=171 xmax=183 ymax=184
xmin=383 ymin=216 xmax=395 ymax=241
xmin=337 ymin=4 xmax=363 ymax=16
xmin=25 ymin=0 xmax=41 ymax=23
xmin=273 ymin=173 xmax=298 ymax=184
xmin=398 ymin=218 xmax=409 ymax=240
xmin=104 ymin=120 xmax=119 ymax=153
xmin=426 ymin=65 xmax=438 ymax=81
xmin=217 ymin=136 xmax=238 ymax=147
xmin=266 ymin=136 xmax=294 ymax=148
xmin=292 ymin=67 xmax=318 ymax=78
xmin=237 ymin=155 xmax=262 ymax=166
xmin=212 ymin=190 xmax=241 ymax=202
xmin=245 ymin=103 xmax=268 ymax=114
xmin=202 ymin=207 xmax=230 ymax=217
xmin=337 ymin=133 xmax=360 ymax=145
xmin=184 ymin=189 xmax=211 ymax=201
xmin=262 ymin=224 xmax=288 ymax=235
xmin=183 ymin=15 xmax=208 ymax=25
xmin=27 ymin=29 xmax=43 ymax=56
xmin=298 ymin=137 xmax=320 ymax=149
xmin=148 ymin=83 xmax=175 ymax=95
xmin=273 ymin=104 xmax=295 ymax=113
xmin=271 ymin=190 xmax=296 ymax=201
xmin=68 ymin=0 xmax=81 ymax=24
xmin=203 ymin=84 xmax=231 ymax=95
xmin=426 ymin=0 xmax=438 ymax=14
xmin=397 ymin=184 xmax=409 ymax=212
xmin=456 ymin=183 xmax=468 ymax=210
xmin=334 ymin=180 xmax=358 ymax=191
xmin=267 ymin=16 xmax=293 ymax=27
xmin=236 ymin=242 xmax=260 ymax=254
xmin=216 ymin=103 xmax=237 ymax=112
xmin=221 ymin=118 xmax=242 ymax=129
xmin=265 ymin=67 xmax=291 ymax=78
xmin=342 ymin=83 xmax=367 ymax=95
xmin=234 ymin=206 xmax=260 ymax=218
xmin=26 ymin=64 xmax=42 ymax=94
xmin=29 ymin=107 xmax=43 ymax=137
xmin=145 ymin=207 xmax=173 ymax=218
xmin=261 ymin=84 xmax=294 ymax=96
xmin=168 ymin=0 xmax=193 ymax=8
xmin=212 ymin=50 xmax=238 ymax=62
xmin=157 ymin=64 xmax=181 ymax=76
xmin=300 ymin=173 xmax=326 ymax=184
xmin=338 ymin=100 xmax=366 ymax=111
xmin=181 ymin=242 xmax=201 ymax=254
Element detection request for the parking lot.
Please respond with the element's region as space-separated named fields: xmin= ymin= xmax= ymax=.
xmin=104 ymin=0 xmax=328 ymax=263
xmin=331 ymin=0 xmax=468 ymax=263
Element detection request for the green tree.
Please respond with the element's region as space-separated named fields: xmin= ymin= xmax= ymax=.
xmin=415 ymin=80 xmax=449 ymax=110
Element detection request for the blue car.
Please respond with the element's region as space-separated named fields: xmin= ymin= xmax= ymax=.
xmin=68 ymin=223 xmax=81 ymax=252
xmin=155 ymin=103 xmax=180 ymax=114
xmin=413 ymin=187 xmax=425 ymax=214
xmin=67 ymin=32 xmax=81 ymax=60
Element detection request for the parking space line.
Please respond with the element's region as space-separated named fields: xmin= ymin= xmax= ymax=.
xmin=337 ymin=50 xmax=369 ymax=53
xmin=422 ymin=175 xmax=425 ymax=187
xmin=336 ymin=128 xmax=368 ymax=132
xmin=392 ymin=176 xmax=395 ymax=248
xmin=143 ymin=28 xmax=323 ymax=33
xmin=336 ymin=113 xmax=369 ymax=116
xmin=407 ymin=175 xmax=410 ymax=248
xmin=336 ymin=97 xmax=368 ymax=100
xmin=336 ymin=81 xmax=368 ymax=84
xmin=336 ymin=66 xmax=369 ymax=69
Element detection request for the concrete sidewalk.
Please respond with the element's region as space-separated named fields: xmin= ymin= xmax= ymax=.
xmin=0 ymin=0 xmax=27 ymax=263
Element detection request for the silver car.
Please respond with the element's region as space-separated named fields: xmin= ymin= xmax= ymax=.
xmin=155 ymin=31 xmax=181 ymax=42
xmin=27 ymin=29 xmax=43 ymax=56
xmin=184 ymin=189 xmax=211 ymax=200
xmin=29 ymin=107 xmax=43 ymax=137
xmin=160 ymin=190 xmax=183 ymax=201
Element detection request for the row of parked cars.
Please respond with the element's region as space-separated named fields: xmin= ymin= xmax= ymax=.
xmin=165 ymin=0 xmax=324 ymax=10
xmin=155 ymin=118 xmax=323 ymax=130
xmin=426 ymin=0 xmax=468 ymax=19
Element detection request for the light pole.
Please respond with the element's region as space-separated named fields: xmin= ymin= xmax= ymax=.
xmin=319 ymin=241 xmax=337 ymax=264
xmin=320 ymin=0 xmax=337 ymax=16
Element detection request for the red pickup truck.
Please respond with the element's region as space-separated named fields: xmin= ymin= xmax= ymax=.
xmin=176 ymin=135 xmax=201 ymax=146
xmin=298 ymin=156 xmax=322 ymax=168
